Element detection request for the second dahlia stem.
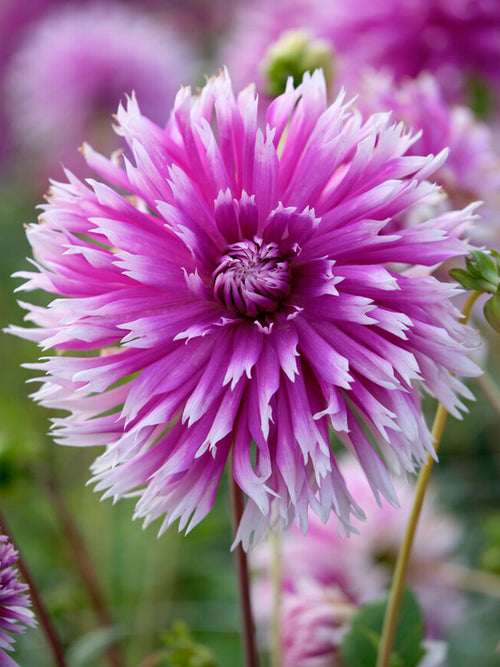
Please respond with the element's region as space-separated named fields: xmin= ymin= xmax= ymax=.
xmin=376 ymin=289 xmax=481 ymax=667
xmin=229 ymin=457 xmax=260 ymax=667
xmin=375 ymin=404 xmax=447 ymax=667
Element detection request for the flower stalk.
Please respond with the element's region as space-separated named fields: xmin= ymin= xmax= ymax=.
xmin=229 ymin=457 xmax=260 ymax=667
xmin=376 ymin=289 xmax=481 ymax=667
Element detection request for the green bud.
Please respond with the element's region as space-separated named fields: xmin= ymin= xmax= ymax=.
xmin=262 ymin=29 xmax=334 ymax=98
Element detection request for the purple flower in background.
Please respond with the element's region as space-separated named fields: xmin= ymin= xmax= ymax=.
xmin=0 ymin=0 xmax=60 ymax=162
xmin=252 ymin=459 xmax=464 ymax=665
xmin=357 ymin=71 xmax=500 ymax=239
xmin=279 ymin=580 xmax=354 ymax=667
xmin=220 ymin=0 xmax=500 ymax=105
xmin=329 ymin=0 xmax=500 ymax=103
xmin=4 ymin=2 xmax=195 ymax=177
xmin=0 ymin=536 xmax=35 ymax=666
xmin=11 ymin=69 xmax=480 ymax=550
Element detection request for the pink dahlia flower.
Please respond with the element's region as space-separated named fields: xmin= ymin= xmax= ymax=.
xmin=11 ymin=69 xmax=480 ymax=549
xmin=4 ymin=2 xmax=195 ymax=177
xmin=357 ymin=71 xmax=500 ymax=237
xmin=0 ymin=536 xmax=35 ymax=666
xmin=279 ymin=579 xmax=354 ymax=667
xmin=252 ymin=459 xmax=464 ymax=664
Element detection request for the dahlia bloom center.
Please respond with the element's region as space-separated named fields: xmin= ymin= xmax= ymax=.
xmin=212 ymin=237 xmax=292 ymax=317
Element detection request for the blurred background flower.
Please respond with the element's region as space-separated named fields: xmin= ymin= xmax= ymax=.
xmin=252 ymin=458 xmax=466 ymax=665
xmin=219 ymin=0 xmax=500 ymax=111
xmin=356 ymin=70 xmax=500 ymax=240
xmin=3 ymin=2 xmax=197 ymax=181
xmin=0 ymin=535 xmax=36 ymax=666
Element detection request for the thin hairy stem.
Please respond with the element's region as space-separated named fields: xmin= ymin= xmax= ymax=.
xmin=0 ymin=510 xmax=69 ymax=667
xmin=229 ymin=456 xmax=260 ymax=667
xmin=376 ymin=289 xmax=481 ymax=667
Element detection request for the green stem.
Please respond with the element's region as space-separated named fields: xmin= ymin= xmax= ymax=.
xmin=376 ymin=290 xmax=481 ymax=667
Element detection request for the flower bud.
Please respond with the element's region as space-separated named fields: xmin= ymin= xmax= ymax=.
xmin=262 ymin=29 xmax=333 ymax=97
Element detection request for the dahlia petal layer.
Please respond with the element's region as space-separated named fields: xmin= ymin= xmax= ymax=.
xmin=11 ymin=70 xmax=480 ymax=549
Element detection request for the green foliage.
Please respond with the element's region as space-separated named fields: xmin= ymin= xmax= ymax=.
xmin=340 ymin=590 xmax=425 ymax=667
xmin=479 ymin=513 xmax=500 ymax=575
xmin=450 ymin=249 xmax=500 ymax=294
xmin=451 ymin=249 xmax=500 ymax=332
xmin=152 ymin=621 xmax=218 ymax=667
xmin=447 ymin=599 xmax=500 ymax=667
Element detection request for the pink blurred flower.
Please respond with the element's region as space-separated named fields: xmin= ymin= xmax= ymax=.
xmin=329 ymin=0 xmax=500 ymax=104
xmin=356 ymin=71 xmax=500 ymax=239
xmin=4 ymin=2 xmax=196 ymax=177
xmin=219 ymin=0 xmax=500 ymax=105
xmin=11 ymin=69 xmax=479 ymax=550
xmin=0 ymin=0 xmax=57 ymax=76
xmin=252 ymin=459 xmax=465 ymax=665
xmin=0 ymin=536 xmax=35 ymax=666
xmin=280 ymin=580 xmax=354 ymax=667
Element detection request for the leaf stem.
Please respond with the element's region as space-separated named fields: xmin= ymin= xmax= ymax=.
xmin=376 ymin=289 xmax=481 ymax=667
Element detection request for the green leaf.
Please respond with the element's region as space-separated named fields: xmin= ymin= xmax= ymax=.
xmin=340 ymin=589 xmax=425 ymax=667
xmin=449 ymin=268 xmax=487 ymax=292
xmin=484 ymin=292 xmax=500 ymax=334
xmin=450 ymin=249 xmax=500 ymax=294
xmin=470 ymin=250 xmax=500 ymax=287
xmin=464 ymin=256 xmax=482 ymax=279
